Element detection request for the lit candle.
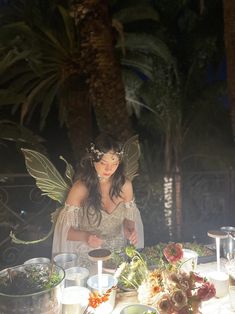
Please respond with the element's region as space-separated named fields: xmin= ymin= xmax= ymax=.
xmin=97 ymin=260 xmax=103 ymax=293
xmin=208 ymin=230 xmax=228 ymax=272
xmin=216 ymin=237 xmax=220 ymax=272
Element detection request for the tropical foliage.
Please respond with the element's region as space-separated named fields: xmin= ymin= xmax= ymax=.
xmin=0 ymin=0 xmax=173 ymax=161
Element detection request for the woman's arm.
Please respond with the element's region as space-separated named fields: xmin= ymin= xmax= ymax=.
xmin=65 ymin=181 xmax=103 ymax=248
xmin=121 ymin=180 xmax=138 ymax=245
xmin=121 ymin=179 xmax=144 ymax=248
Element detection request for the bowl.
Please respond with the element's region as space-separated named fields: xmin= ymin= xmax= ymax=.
xmin=53 ymin=253 xmax=77 ymax=270
xmin=65 ymin=266 xmax=89 ymax=287
xmin=181 ymin=249 xmax=198 ymax=272
xmin=120 ymin=304 xmax=157 ymax=314
xmin=24 ymin=257 xmax=50 ymax=265
xmin=87 ymin=274 xmax=118 ymax=314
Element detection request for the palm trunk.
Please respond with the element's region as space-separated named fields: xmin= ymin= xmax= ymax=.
xmin=223 ymin=0 xmax=235 ymax=141
xmin=63 ymin=88 xmax=93 ymax=163
xmin=76 ymin=0 xmax=133 ymax=141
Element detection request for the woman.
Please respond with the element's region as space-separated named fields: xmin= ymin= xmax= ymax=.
xmin=52 ymin=134 xmax=144 ymax=267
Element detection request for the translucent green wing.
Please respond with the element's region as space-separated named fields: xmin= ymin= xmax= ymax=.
xmin=10 ymin=149 xmax=74 ymax=244
xmin=21 ymin=148 xmax=72 ymax=204
xmin=123 ymin=135 xmax=141 ymax=181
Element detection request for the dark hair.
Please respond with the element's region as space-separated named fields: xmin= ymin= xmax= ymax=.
xmin=79 ymin=134 xmax=126 ymax=225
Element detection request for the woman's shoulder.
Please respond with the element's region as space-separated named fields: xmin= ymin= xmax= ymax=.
xmin=121 ymin=179 xmax=133 ymax=201
xmin=66 ymin=180 xmax=88 ymax=205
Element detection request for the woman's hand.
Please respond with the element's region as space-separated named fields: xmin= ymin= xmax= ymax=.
xmin=87 ymin=234 xmax=103 ymax=248
xmin=125 ymin=228 xmax=138 ymax=246
xmin=123 ymin=219 xmax=138 ymax=246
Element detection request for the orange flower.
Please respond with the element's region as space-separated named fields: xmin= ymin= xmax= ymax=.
xmin=88 ymin=286 xmax=116 ymax=309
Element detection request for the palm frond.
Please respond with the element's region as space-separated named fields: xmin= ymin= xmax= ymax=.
xmin=0 ymin=89 xmax=25 ymax=105
xmin=113 ymin=5 xmax=159 ymax=24
xmin=21 ymin=75 xmax=57 ymax=122
xmin=121 ymin=51 xmax=154 ymax=80
xmin=57 ymin=5 xmax=75 ymax=49
xmin=40 ymin=81 xmax=59 ymax=130
xmin=117 ymin=33 xmax=174 ymax=66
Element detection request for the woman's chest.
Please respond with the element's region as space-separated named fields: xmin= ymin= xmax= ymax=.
xmin=101 ymin=194 xmax=124 ymax=213
xmin=100 ymin=185 xmax=124 ymax=214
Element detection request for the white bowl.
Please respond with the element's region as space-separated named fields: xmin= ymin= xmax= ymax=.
xmin=87 ymin=274 xmax=118 ymax=314
xmin=120 ymin=304 xmax=157 ymax=314
xmin=181 ymin=249 xmax=198 ymax=272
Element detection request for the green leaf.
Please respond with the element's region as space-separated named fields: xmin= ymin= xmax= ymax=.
xmin=123 ymin=135 xmax=141 ymax=180
xmin=0 ymin=49 xmax=31 ymax=74
xmin=21 ymin=75 xmax=56 ymax=122
xmin=117 ymin=33 xmax=174 ymax=65
xmin=0 ymin=89 xmax=25 ymax=105
xmin=40 ymin=78 xmax=59 ymax=130
xmin=21 ymin=148 xmax=70 ymax=204
xmin=0 ymin=120 xmax=44 ymax=149
xmin=57 ymin=5 xmax=75 ymax=49
xmin=121 ymin=52 xmax=154 ymax=80
xmin=113 ymin=6 xmax=159 ymax=24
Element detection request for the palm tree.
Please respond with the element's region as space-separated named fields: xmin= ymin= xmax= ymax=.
xmin=0 ymin=0 xmax=170 ymax=161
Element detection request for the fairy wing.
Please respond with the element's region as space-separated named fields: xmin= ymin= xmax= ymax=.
xmin=10 ymin=149 xmax=74 ymax=244
xmin=123 ymin=135 xmax=141 ymax=181
xmin=21 ymin=148 xmax=74 ymax=204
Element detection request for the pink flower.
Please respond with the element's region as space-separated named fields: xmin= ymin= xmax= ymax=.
xmin=171 ymin=289 xmax=188 ymax=310
xmin=191 ymin=272 xmax=205 ymax=283
xmin=197 ymin=282 xmax=216 ymax=301
xmin=155 ymin=294 xmax=174 ymax=313
xmin=163 ymin=243 xmax=184 ymax=264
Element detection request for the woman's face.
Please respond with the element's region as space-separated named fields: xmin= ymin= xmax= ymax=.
xmin=94 ymin=151 xmax=120 ymax=179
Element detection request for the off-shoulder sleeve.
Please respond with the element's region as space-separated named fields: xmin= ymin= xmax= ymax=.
xmin=52 ymin=203 xmax=82 ymax=256
xmin=124 ymin=200 xmax=144 ymax=249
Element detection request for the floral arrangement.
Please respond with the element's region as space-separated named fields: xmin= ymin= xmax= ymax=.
xmin=84 ymin=286 xmax=116 ymax=313
xmin=116 ymin=243 xmax=216 ymax=314
xmin=138 ymin=243 xmax=216 ymax=314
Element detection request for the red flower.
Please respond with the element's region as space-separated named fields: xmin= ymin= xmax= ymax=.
xmin=197 ymin=282 xmax=216 ymax=301
xmin=191 ymin=272 xmax=205 ymax=283
xmin=163 ymin=243 xmax=184 ymax=264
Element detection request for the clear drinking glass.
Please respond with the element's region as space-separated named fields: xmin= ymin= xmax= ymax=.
xmin=226 ymin=260 xmax=235 ymax=309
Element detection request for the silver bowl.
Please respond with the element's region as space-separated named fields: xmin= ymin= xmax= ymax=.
xmin=24 ymin=257 xmax=50 ymax=265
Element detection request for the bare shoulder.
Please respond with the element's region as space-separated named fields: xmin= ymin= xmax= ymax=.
xmin=66 ymin=180 xmax=88 ymax=206
xmin=121 ymin=179 xmax=134 ymax=202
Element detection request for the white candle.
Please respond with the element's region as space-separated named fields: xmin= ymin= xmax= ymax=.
xmin=97 ymin=260 xmax=103 ymax=293
xmin=216 ymin=237 xmax=220 ymax=272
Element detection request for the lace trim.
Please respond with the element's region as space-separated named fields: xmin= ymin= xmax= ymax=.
xmin=59 ymin=203 xmax=81 ymax=227
xmin=124 ymin=199 xmax=137 ymax=220
xmin=124 ymin=199 xmax=137 ymax=209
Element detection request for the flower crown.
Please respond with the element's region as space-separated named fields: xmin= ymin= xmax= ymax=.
xmin=88 ymin=143 xmax=124 ymax=159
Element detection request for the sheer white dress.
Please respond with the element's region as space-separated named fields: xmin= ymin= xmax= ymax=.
xmin=52 ymin=200 xmax=144 ymax=268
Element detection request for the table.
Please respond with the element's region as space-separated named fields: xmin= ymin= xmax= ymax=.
xmin=112 ymin=259 xmax=235 ymax=314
